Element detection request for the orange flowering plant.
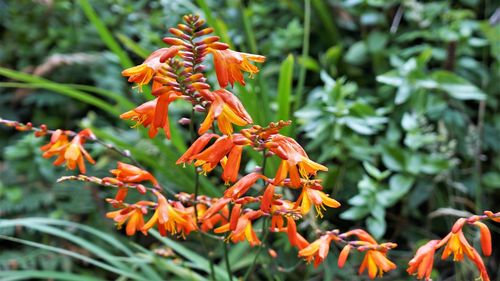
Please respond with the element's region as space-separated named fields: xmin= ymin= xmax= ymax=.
xmin=1 ymin=15 xmax=498 ymax=280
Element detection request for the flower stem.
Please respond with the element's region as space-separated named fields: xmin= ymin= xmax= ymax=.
xmin=224 ymin=242 xmax=233 ymax=281
xmin=243 ymin=218 xmax=269 ymax=281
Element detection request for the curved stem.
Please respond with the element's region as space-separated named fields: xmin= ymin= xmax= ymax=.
xmin=224 ymin=242 xmax=233 ymax=281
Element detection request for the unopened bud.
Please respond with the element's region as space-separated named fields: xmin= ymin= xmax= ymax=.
xmin=162 ymin=37 xmax=186 ymax=46
xmin=194 ymin=27 xmax=214 ymax=37
xmin=193 ymin=105 xmax=206 ymax=112
xmin=208 ymin=42 xmax=230 ymax=50
xmin=178 ymin=118 xmax=191 ymax=125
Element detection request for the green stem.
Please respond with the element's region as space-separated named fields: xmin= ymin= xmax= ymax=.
xmin=243 ymin=219 xmax=269 ymax=281
xmin=224 ymin=243 xmax=233 ymax=281
xmin=291 ymin=0 xmax=311 ymax=134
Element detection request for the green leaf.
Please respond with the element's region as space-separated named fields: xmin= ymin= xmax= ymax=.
xmin=389 ymin=174 xmax=415 ymax=193
xmin=366 ymin=216 xmax=386 ymax=239
xmin=78 ymin=0 xmax=133 ymax=68
xmin=363 ymin=162 xmax=390 ymax=181
xmin=340 ymin=206 xmax=371 ymax=220
xmin=276 ymin=54 xmax=294 ymax=136
xmin=382 ymin=145 xmax=406 ymax=172
xmin=150 ymin=230 xmax=236 ymax=281
xmin=116 ymin=33 xmax=150 ymax=59
xmin=0 ymin=271 xmax=104 ymax=281
xmin=0 ymin=67 xmax=120 ymax=116
xmin=431 ymin=71 xmax=486 ymax=100
xmin=0 ymin=235 xmax=146 ymax=281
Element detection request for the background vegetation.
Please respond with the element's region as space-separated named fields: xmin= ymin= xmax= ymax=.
xmin=1 ymin=0 xmax=499 ymax=280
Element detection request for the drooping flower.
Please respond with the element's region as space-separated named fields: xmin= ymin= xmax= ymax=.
xmin=358 ymin=249 xmax=397 ymax=279
xmin=297 ymin=180 xmax=340 ymax=217
xmin=198 ymin=89 xmax=253 ymax=135
xmin=176 ymin=133 xmax=219 ymax=165
xmin=298 ymin=233 xmax=336 ymax=268
xmin=269 ymin=135 xmax=328 ymax=187
xmin=142 ymin=190 xmax=197 ymax=237
xmin=120 ymin=92 xmax=181 ymax=139
xmin=106 ymin=201 xmax=154 ymax=236
xmin=407 ymin=240 xmax=439 ymax=281
xmin=209 ymin=49 xmax=265 ymax=88
xmin=108 ymin=161 xmax=159 ymax=187
xmin=180 ymin=134 xmax=249 ymax=183
xmin=215 ymin=210 xmax=263 ymax=246
xmin=122 ymin=47 xmax=180 ymax=91
xmin=474 ymin=221 xmax=492 ymax=256
xmin=285 ymin=216 xmax=309 ymax=250
xmin=339 ymin=229 xmax=397 ymax=279
xmin=41 ymin=129 xmax=96 ymax=174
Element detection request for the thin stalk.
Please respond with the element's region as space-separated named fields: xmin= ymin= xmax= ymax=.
xmin=243 ymin=219 xmax=269 ymax=281
xmin=224 ymin=243 xmax=233 ymax=281
xmin=291 ymin=0 xmax=311 ymax=133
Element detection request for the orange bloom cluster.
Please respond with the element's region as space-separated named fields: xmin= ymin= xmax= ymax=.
xmin=407 ymin=211 xmax=498 ymax=281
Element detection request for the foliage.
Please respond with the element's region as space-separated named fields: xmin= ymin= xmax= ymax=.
xmin=0 ymin=0 xmax=499 ymax=280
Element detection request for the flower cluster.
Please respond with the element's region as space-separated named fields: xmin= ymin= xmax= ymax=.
xmin=407 ymin=211 xmax=498 ymax=281
xmin=1 ymin=14 xmax=498 ymax=280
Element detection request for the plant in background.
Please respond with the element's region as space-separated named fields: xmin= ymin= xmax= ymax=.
xmin=1 ymin=9 xmax=498 ymax=281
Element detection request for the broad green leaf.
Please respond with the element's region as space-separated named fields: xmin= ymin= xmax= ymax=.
xmin=431 ymin=71 xmax=486 ymax=100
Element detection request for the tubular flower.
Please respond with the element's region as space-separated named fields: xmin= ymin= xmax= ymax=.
xmin=297 ymin=180 xmax=340 ymax=217
xmin=41 ymin=129 xmax=95 ymax=174
xmin=176 ymin=133 xmax=219 ymax=165
xmin=223 ymin=173 xmax=266 ymax=199
xmin=209 ymin=49 xmax=266 ymax=88
xmin=106 ymin=201 xmax=154 ymax=236
xmin=270 ymin=135 xmax=328 ymax=187
xmin=122 ymin=47 xmax=180 ymax=91
xmin=184 ymin=135 xmax=249 ymax=182
xmin=142 ymin=191 xmax=197 ymax=237
xmin=359 ymin=249 xmax=397 ymax=279
xmin=215 ymin=210 xmax=263 ymax=246
xmin=109 ymin=162 xmax=159 ymax=188
xmin=474 ymin=222 xmax=492 ymax=256
xmin=407 ymin=240 xmax=439 ymax=281
xmin=298 ymin=233 xmax=336 ymax=268
xmin=198 ymin=89 xmax=253 ymax=135
xmin=120 ymin=92 xmax=181 ymax=139
xmin=286 ymin=216 xmax=309 ymax=250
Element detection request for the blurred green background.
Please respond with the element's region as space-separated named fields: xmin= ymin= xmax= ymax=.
xmin=0 ymin=0 xmax=499 ymax=280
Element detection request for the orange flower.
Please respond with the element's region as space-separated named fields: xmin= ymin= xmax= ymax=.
xmin=120 ymin=92 xmax=181 ymax=139
xmin=269 ymin=135 xmax=327 ymax=187
xmin=210 ymin=49 xmax=265 ymax=87
xmin=122 ymin=47 xmax=180 ymax=91
xmin=407 ymin=240 xmax=439 ymax=281
xmin=106 ymin=201 xmax=154 ymax=236
xmin=142 ymin=191 xmax=197 ymax=237
xmin=286 ymin=216 xmax=309 ymax=250
xmin=358 ymin=249 xmax=397 ymax=279
xmin=176 ymin=133 xmax=219 ymax=165
xmin=223 ymin=172 xmax=265 ymax=199
xmin=215 ymin=210 xmax=263 ymax=246
xmin=298 ymin=233 xmax=336 ymax=268
xmin=183 ymin=135 xmax=248 ymax=183
xmin=474 ymin=222 xmax=492 ymax=256
xmin=108 ymin=161 xmax=159 ymax=188
xmin=297 ymin=181 xmax=340 ymax=217
xmin=40 ymin=129 xmax=70 ymax=165
xmin=198 ymin=89 xmax=253 ymax=135
xmin=41 ymin=129 xmax=96 ymax=174
xmin=434 ymin=218 xmax=491 ymax=281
